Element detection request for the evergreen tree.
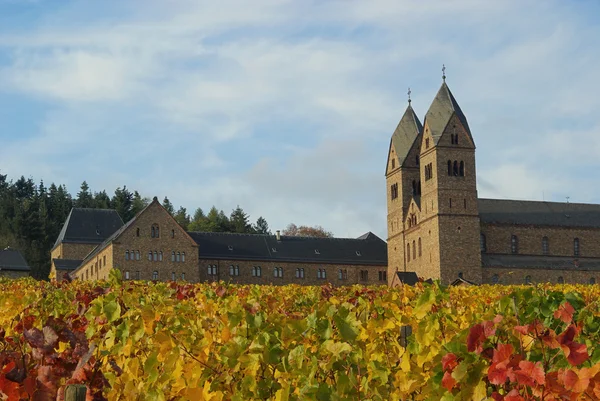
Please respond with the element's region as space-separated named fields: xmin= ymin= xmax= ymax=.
xmin=131 ymin=191 xmax=150 ymax=216
xmin=162 ymin=197 xmax=175 ymax=216
xmin=112 ymin=186 xmax=134 ymax=222
xmin=75 ymin=181 xmax=94 ymax=208
xmin=254 ymin=216 xmax=271 ymax=235
xmin=93 ymin=190 xmax=111 ymax=209
xmin=230 ymin=205 xmax=251 ymax=233
xmin=174 ymin=207 xmax=190 ymax=230
xmin=188 ymin=207 xmax=206 ymax=231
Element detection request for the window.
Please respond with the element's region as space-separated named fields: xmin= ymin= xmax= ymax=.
xmin=295 ymin=268 xmax=305 ymax=279
xmin=391 ymin=183 xmax=398 ymax=200
xmin=458 ymin=272 xmax=463 ymax=279
xmin=338 ymin=269 xmax=348 ymax=280
xmin=418 ymin=238 xmax=422 ymax=257
xmin=464 ymin=199 xmax=467 ymax=209
xmin=125 ymin=271 xmax=130 ymax=280
xmin=491 ymin=274 xmax=499 ymax=284
xmin=171 ymin=229 xmax=175 ymax=239
xmin=171 ymin=251 xmax=175 ymax=262
xmin=151 ymin=226 xmax=155 ymax=238
xmin=135 ymin=251 xmax=140 ymax=261
xmin=360 ymin=270 xmax=368 ymax=281
xmin=273 ymin=267 xmax=283 ymax=278
xmin=425 ymin=138 xmax=430 ymax=148
xmin=148 ymin=252 xmax=152 ymax=261
xmin=449 ymin=198 xmax=452 ymax=208
xmin=511 ymin=235 xmax=518 ymax=254
xmin=176 ymin=252 xmax=181 ymax=262
xmin=153 ymin=251 xmax=158 ymax=262
xmin=590 ymin=277 xmax=596 ymax=285
xmin=407 ymin=243 xmax=411 ymax=262
xmin=542 ymin=236 xmax=549 ymax=255
xmin=252 ymin=266 xmax=262 ymax=277
xmin=152 ymin=271 xmax=158 ymax=280
xmin=557 ymin=276 xmax=564 ymax=284
xmin=378 ymin=271 xmax=387 ymax=281
xmin=159 ymin=251 xmax=163 ymax=262
xmin=459 ymin=161 xmax=465 ymax=177
xmin=391 ymin=159 xmax=395 ymax=169
xmin=229 ymin=265 xmax=240 ymax=276
xmin=480 ymin=233 xmax=487 ymax=252
xmin=412 ymin=240 xmax=416 ymax=260
xmin=317 ymin=269 xmax=327 ymax=279
xmin=447 ymin=160 xmax=452 ymax=176
xmin=136 ymin=228 xmax=140 ymax=237
xmin=574 ymin=238 xmax=580 ymax=257
xmin=208 ymin=265 xmax=218 ymax=275
xmin=136 ymin=271 xmax=140 ymax=280
xmin=181 ymin=273 xmax=185 ymax=281
xmin=453 ymin=161 xmax=458 ymax=176
xmin=151 ymin=224 xmax=160 ymax=238
xmin=172 ymin=272 xmax=176 ymax=281
xmin=182 ymin=252 xmax=185 ymax=262
xmin=525 ymin=275 xmax=532 ymax=285
xmin=125 ymin=251 xmax=129 ymax=261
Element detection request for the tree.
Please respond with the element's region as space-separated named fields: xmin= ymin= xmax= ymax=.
xmin=230 ymin=205 xmax=252 ymax=233
xmin=75 ymin=181 xmax=94 ymax=208
xmin=162 ymin=197 xmax=175 ymax=216
xmin=112 ymin=186 xmax=134 ymax=222
xmin=253 ymin=216 xmax=271 ymax=235
xmin=188 ymin=207 xmax=207 ymax=232
xmin=282 ymin=223 xmax=333 ymax=238
xmin=174 ymin=206 xmax=190 ymax=230
xmin=131 ymin=191 xmax=150 ymax=216
xmin=94 ymin=190 xmax=111 ymax=209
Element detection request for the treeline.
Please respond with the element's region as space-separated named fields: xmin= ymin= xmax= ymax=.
xmin=0 ymin=172 xmax=331 ymax=279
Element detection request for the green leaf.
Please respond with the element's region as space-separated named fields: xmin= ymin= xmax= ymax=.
xmin=103 ymin=299 xmax=121 ymax=323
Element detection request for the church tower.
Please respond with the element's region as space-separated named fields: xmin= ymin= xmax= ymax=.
xmin=387 ymin=76 xmax=482 ymax=285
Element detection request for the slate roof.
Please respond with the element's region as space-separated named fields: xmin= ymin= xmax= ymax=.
xmin=0 ymin=248 xmax=30 ymax=271
xmin=52 ymin=259 xmax=83 ymax=271
xmin=482 ymin=254 xmax=600 ymax=271
xmin=424 ymin=82 xmax=473 ymax=145
xmin=52 ymin=208 xmax=124 ymax=250
xmin=479 ymin=199 xmax=600 ymax=228
xmin=187 ymin=232 xmax=388 ymax=266
xmin=396 ymin=271 xmax=419 ymax=286
xmin=390 ymin=105 xmax=422 ymax=168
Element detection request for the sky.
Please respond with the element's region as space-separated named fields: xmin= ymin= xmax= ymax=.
xmin=1 ymin=0 xmax=600 ymax=239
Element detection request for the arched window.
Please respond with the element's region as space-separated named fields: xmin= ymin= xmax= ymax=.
xmin=412 ymin=240 xmax=416 ymax=260
xmin=148 ymin=252 xmax=152 ymax=261
xmin=453 ymin=161 xmax=459 ymax=176
xmin=171 ymin=251 xmax=175 ymax=262
xmin=458 ymin=272 xmax=463 ymax=279
xmin=525 ymin=275 xmax=532 ymax=285
xmin=491 ymin=274 xmax=499 ymax=284
xmin=159 ymin=251 xmax=163 ymax=262
xmin=459 ymin=161 xmax=464 ymax=177
xmin=151 ymin=226 xmax=155 ymax=238
xmin=152 ymin=271 xmax=158 ymax=280
xmin=125 ymin=251 xmax=129 ymax=261
xmin=181 ymin=273 xmax=185 ymax=280
xmin=418 ymin=238 xmax=422 ymax=257
xmin=447 ymin=160 xmax=452 ymax=176
xmin=574 ymin=238 xmax=580 ymax=257
xmin=125 ymin=271 xmax=130 ymax=280
xmin=542 ymin=236 xmax=549 ymax=255
xmin=391 ymin=158 xmax=395 ymax=169
xmin=136 ymin=228 xmax=140 ymax=237
xmin=557 ymin=276 xmax=564 ymax=284
xmin=153 ymin=251 xmax=158 ymax=262
xmin=176 ymin=252 xmax=181 ymax=262
xmin=407 ymin=243 xmax=411 ymax=262
xmin=511 ymin=235 xmax=518 ymax=254
xmin=135 ymin=251 xmax=139 ymax=260
xmin=480 ymin=233 xmax=487 ymax=252
xmin=590 ymin=277 xmax=596 ymax=285
xmin=182 ymin=252 xmax=185 ymax=262
xmin=151 ymin=224 xmax=160 ymax=238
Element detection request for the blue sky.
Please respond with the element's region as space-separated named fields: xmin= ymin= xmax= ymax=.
xmin=1 ymin=0 xmax=600 ymax=239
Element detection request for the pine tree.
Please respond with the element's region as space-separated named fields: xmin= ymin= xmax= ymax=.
xmin=254 ymin=216 xmax=271 ymax=235
xmin=112 ymin=186 xmax=134 ymax=222
xmin=188 ymin=207 xmax=206 ymax=231
xmin=75 ymin=181 xmax=95 ymax=208
xmin=94 ymin=190 xmax=111 ymax=209
xmin=174 ymin=207 xmax=190 ymax=230
xmin=131 ymin=191 xmax=150 ymax=216
xmin=162 ymin=197 xmax=175 ymax=216
xmin=230 ymin=206 xmax=251 ymax=233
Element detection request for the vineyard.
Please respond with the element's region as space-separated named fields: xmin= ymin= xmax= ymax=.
xmin=1 ymin=273 xmax=600 ymax=400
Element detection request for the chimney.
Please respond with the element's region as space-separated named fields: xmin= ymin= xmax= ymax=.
xmin=276 ymin=230 xmax=281 ymax=241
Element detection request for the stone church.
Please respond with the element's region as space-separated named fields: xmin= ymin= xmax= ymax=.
xmin=386 ymin=79 xmax=600 ymax=286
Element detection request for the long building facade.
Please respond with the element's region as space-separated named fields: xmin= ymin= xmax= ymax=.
xmin=50 ymin=198 xmax=389 ymax=285
xmin=386 ymin=79 xmax=600 ymax=286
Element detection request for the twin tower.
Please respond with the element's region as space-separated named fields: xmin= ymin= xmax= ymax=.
xmin=386 ymin=80 xmax=482 ymax=285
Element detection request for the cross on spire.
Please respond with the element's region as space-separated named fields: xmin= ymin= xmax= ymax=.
xmin=442 ymin=64 xmax=446 ymax=82
xmin=407 ymin=87 xmax=411 ymax=105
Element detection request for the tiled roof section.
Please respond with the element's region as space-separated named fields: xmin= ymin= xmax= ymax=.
xmin=52 ymin=259 xmax=83 ymax=271
xmin=482 ymin=254 xmax=600 ymax=271
xmin=479 ymin=199 xmax=600 ymax=228
xmin=396 ymin=271 xmax=419 ymax=286
xmin=187 ymin=232 xmax=388 ymax=266
xmin=390 ymin=105 xmax=422 ymax=167
xmin=52 ymin=208 xmax=124 ymax=249
xmin=424 ymin=82 xmax=473 ymax=145
xmin=0 ymin=248 xmax=30 ymax=271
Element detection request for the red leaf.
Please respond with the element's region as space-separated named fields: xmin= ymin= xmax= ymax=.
xmin=493 ymin=343 xmax=514 ymax=364
xmin=554 ymin=301 xmax=575 ymax=324
xmin=514 ymin=360 xmax=545 ymax=387
xmin=442 ymin=371 xmax=457 ymax=391
xmin=504 ymin=389 xmax=525 ymax=401
xmin=467 ymin=324 xmax=486 ymax=353
xmin=489 ymin=362 xmax=510 ymax=385
xmin=442 ymin=353 xmax=458 ymax=372
xmin=514 ymin=325 xmax=529 ymax=335
xmin=33 ymin=365 xmax=58 ymax=401
xmin=216 ymin=286 xmax=227 ymax=297
xmin=560 ymin=369 xmax=590 ymax=393
xmin=564 ymin=342 xmax=589 ymax=366
xmin=0 ymin=375 xmax=20 ymax=400
xmin=24 ymin=328 xmax=45 ymax=349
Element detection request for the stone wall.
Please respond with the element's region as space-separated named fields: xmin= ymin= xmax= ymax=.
xmin=0 ymin=270 xmax=29 ymax=279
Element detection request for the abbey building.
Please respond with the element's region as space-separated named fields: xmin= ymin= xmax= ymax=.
xmin=386 ymin=80 xmax=600 ymax=286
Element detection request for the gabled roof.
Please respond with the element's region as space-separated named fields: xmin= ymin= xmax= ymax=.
xmin=187 ymin=231 xmax=388 ymax=266
xmin=450 ymin=277 xmax=477 ymax=286
xmin=52 ymin=259 xmax=83 ymax=271
xmin=479 ymin=199 xmax=600 ymax=228
xmin=396 ymin=271 xmax=419 ymax=286
xmin=390 ymin=105 xmax=422 ymax=168
xmin=0 ymin=248 xmax=30 ymax=271
xmin=52 ymin=208 xmax=124 ymax=250
xmin=424 ymin=82 xmax=473 ymax=145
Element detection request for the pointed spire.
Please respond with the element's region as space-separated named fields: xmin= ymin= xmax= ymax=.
xmin=390 ymin=102 xmax=423 ymax=168
xmin=424 ymin=81 xmax=473 ymax=146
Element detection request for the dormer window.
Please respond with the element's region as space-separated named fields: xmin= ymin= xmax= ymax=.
xmin=314 ymin=249 xmax=320 ymax=255
xmin=356 ymin=251 xmax=361 ymax=256
xmin=272 ymin=247 xmax=277 ymax=253
xmin=228 ymin=245 xmax=234 ymax=251
xmin=96 ymin=225 xmax=101 ymax=235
